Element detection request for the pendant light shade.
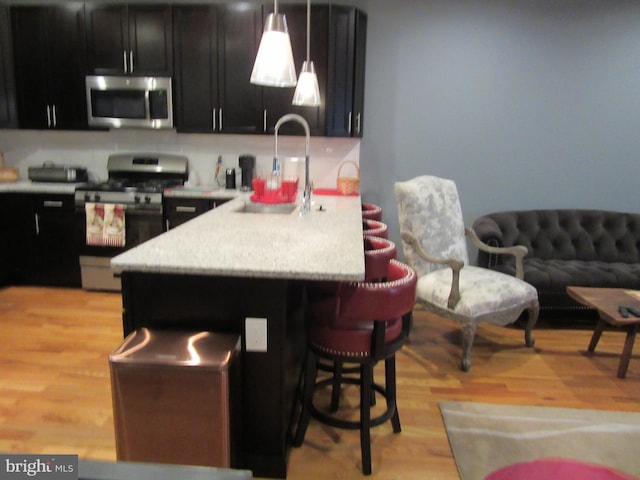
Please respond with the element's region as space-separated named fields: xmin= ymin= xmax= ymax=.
xmin=292 ymin=61 xmax=320 ymax=106
xmin=292 ymin=0 xmax=321 ymax=106
xmin=250 ymin=5 xmax=297 ymax=88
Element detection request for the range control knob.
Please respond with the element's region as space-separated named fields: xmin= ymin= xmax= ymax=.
xmin=144 ymin=195 xmax=152 ymax=204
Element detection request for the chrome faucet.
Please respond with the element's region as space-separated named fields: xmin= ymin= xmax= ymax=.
xmin=273 ymin=113 xmax=312 ymax=215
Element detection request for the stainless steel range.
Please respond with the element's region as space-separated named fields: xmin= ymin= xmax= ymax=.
xmin=75 ymin=152 xmax=188 ymax=291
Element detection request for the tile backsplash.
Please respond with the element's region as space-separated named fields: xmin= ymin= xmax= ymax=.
xmin=0 ymin=129 xmax=360 ymax=189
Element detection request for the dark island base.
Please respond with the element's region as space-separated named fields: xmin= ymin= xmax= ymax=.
xmin=120 ymin=272 xmax=308 ymax=478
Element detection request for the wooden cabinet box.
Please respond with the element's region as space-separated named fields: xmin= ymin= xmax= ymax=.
xmin=163 ymin=196 xmax=229 ymax=230
xmin=85 ymin=3 xmax=173 ymax=76
xmin=30 ymin=193 xmax=82 ymax=287
xmin=0 ymin=194 xmax=34 ymax=286
xmin=173 ymin=3 xmax=366 ymax=137
xmin=11 ymin=4 xmax=88 ymax=130
xmin=173 ymin=3 xmax=263 ymax=134
xmin=326 ymin=6 xmax=367 ymax=137
xmin=0 ymin=6 xmax=17 ymax=128
xmin=6 ymin=2 xmax=366 ymax=137
xmin=0 ymin=193 xmax=81 ymax=288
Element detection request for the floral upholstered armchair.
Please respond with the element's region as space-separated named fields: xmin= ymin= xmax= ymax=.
xmin=394 ymin=175 xmax=539 ymax=371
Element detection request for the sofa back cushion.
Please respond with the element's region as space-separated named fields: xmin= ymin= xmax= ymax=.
xmin=480 ymin=210 xmax=640 ymax=263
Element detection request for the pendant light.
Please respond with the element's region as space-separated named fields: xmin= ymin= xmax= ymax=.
xmin=250 ymin=0 xmax=297 ymax=87
xmin=292 ymin=0 xmax=321 ymax=106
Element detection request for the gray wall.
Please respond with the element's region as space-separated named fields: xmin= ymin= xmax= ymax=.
xmin=354 ymin=0 xmax=640 ymax=255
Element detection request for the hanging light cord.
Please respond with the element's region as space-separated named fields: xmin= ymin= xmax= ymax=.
xmin=305 ymin=0 xmax=311 ymax=62
xmin=274 ymin=0 xmax=279 ymax=15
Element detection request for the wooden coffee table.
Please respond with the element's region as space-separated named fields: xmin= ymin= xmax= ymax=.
xmin=567 ymin=286 xmax=640 ymax=379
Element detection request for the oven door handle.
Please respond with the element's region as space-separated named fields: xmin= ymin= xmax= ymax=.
xmin=124 ymin=208 xmax=162 ymax=217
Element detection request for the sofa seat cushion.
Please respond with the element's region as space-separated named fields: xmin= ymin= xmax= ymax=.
xmin=495 ymin=259 xmax=640 ymax=292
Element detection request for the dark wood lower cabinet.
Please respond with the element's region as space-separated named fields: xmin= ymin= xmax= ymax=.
xmin=31 ymin=194 xmax=81 ymax=287
xmin=0 ymin=194 xmax=34 ymax=286
xmin=163 ymin=197 xmax=229 ymax=230
xmin=120 ymin=272 xmax=306 ymax=479
xmin=0 ymin=193 xmax=81 ymax=288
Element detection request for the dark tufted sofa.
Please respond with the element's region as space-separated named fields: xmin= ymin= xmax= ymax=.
xmin=472 ymin=209 xmax=640 ymax=315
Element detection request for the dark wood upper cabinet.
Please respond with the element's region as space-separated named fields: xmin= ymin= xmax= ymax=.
xmin=6 ymin=2 xmax=365 ymax=137
xmin=85 ymin=3 xmax=173 ymax=76
xmin=173 ymin=5 xmax=219 ymax=133
xmin=0 ymin=6 xmax=17 ymax=128
xmin=326 ymin=6 xmax=367 ymax=137
xmin=173 ymin=3 xmax=263 ymax=135
xmin=262 ymin=4 xmax=328 ymax=137
xmin=264 ymin=4 xmax=366 ymax=137
xmin=174 ymin=4 xmax=355 ymax=137
xmin=11 ymin=4 xmax=88 ymax=130
xmin=217 ymin=3 xmax=263 ymax=134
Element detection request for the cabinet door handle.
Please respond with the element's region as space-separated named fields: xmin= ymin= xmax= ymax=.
xmin=219 ymin=109 xmax=223 ymax=131
xmin=355 ymin=112 xmax=361 ymax=135
xmin=176 ymin=206 xmax=197 ymax=213
xmin=348 ymin=112 xmax=353 ymax=134
xmin=52 ymin=105 xmax=57 ymax=128
xmin=43 ymin=200 xmax=63 ymax=208
xmin=123 ymin=51 xmax=128 ymax=74
xmin=129 ymin=50 xmax=134 ymax=73
xmin=46 ymin=105 xmax=51 ymax=128
xmin=212 ymin=109 xmax=217 ymax=131
xmin=263 ymin=109 xmax=267 ymax=132
xmin=165 ymin=219 xmax=171 ymax=231
xmin=34 ymin=213 xmax=40 ymax=235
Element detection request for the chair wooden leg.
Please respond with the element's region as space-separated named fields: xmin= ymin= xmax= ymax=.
xmin=385 ymin=355 xmax=401 ymax=433
xmin=293 ymin=350 xmax=319 ymax=447
xmin=330 ymin=361 xmax=343 ymax=412
xmin=460 ymin=320 xmax=476 ymax=372
xmin=525 ymin=303 xmax=539 ymax=348
xmin=360 ymin=362 xmax=373 ymax=475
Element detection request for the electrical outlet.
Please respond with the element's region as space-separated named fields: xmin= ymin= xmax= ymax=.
xmin=245 ymin=317 xmax=268 ymax=352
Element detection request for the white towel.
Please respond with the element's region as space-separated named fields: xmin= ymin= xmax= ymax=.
xmin=85 ymin=202 xmax=104 ymax=246
xmin=103 ymin=203 xmax=126 ymax=247
xmin=85 ymin=203 xmax=126 ymax=247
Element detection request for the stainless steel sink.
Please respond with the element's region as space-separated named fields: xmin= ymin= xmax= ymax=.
xmin=233 ymin=202 xmax=297 ymax=215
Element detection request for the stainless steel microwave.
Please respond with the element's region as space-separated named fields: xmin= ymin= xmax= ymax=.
xmin=85 ymin=75 xmax=173 ymax=129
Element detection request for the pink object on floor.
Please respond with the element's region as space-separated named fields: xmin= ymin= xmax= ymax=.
xmin=485 ymin=458 xmax=637 ymax=480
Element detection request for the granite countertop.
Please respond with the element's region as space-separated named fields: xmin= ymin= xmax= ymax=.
xmin=163 ymin=185 xmax=240 ymax=200
xmin=0 ymin=180 xmax=85 ymax=194
xmin=111 ymin=192 xmax=365 ymax=282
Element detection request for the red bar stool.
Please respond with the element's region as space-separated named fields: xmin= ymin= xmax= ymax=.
xmin=294 ymin=259 xmax=417 ymax=475
xmin=361 ymin=203 xmax=382 ymax=221
xmin=323 ymin=235 xmax=399 ymax=411
xmin=364 ymin=235 xmax=396 ymax=282
xmin=362 ymin=219 xmax=388 ymax=239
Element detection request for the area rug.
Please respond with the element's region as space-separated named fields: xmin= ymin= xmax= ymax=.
xmin=439 ymin=401 xmax=640 ymax=480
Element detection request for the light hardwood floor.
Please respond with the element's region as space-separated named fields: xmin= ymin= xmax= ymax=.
xmin=1 ymin=286 xmax=639 ymax=479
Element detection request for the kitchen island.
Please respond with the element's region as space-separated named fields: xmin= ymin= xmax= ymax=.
xmin=111 ymin=192 xmax=365 ymax=478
